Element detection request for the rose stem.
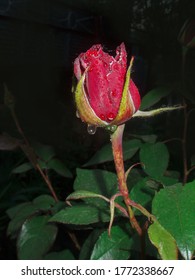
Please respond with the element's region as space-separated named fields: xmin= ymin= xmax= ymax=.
xmin=111 ymin=124 xmax=142 ymax=236
xmin=4 ymin=85 xmax=59 ymax=201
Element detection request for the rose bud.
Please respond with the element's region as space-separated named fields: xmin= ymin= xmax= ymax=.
xmin=73 ymin=43 xmax=141 ymax=132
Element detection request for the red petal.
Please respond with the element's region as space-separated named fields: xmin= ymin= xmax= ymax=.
xmin=115 ymin=43 xmax=127 ymax=68
xmin=85 ymin=56 xmax=116 ymax=120
xmin=84 ymin=44 xmax=128 ymax=121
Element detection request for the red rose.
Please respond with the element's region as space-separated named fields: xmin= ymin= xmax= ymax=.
xmin=73 ymin=43 xmax=140 ymax=128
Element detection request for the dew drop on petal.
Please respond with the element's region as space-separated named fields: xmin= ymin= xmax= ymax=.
xmin=107 ymin=112 xmax=115 ymax=121
xmin=111 ymin=90 xmax=117 ymax=97
xmin=87 ymin=124 xmax=97 ymax=135
xmin=100 ymin=114 xmax=106 ymax=120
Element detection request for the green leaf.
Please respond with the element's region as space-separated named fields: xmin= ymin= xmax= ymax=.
xmin=84 ymin=139 xmax=142 ymax=166
xmin=140 ymin=142 xmax=169 ymax=179
xmin=130 ymin=134 xmax=157 ymax=144
xmin=33 ymin=195 xmax=55 ymax=210
xmin=138 ymin=134 xmax=157 ymax=143
xmin=130 ymin=178 xmax=155 ymax=215
xmin=17 ymin=216 xmax=58 ymax=259
xmin=74 ymin=169 xmax=116 ymax=196
xmin=44 ymin=250 xmax=75 ymax=260
xmin=49 ymin=204 xmax=110 ymax=225
xmin=33 ymin=143 xmax=55 ymax=162
xmin=90 ymin=225 xmax=132 ymax=260
xmin=126 ymin=168 xmax=144 ymax=189
xmin=7 ymin=204 xmax=38 ymax=238
xmin=66 ymin=190 xmax=108 ymax=202
xmin=152 ymin=182 xmax=195 ymax=259
xmin=48 ymin=158 xmax=72 ymax=178
xmin=156 ymin=176 xmax=179 ymax=187
xmin=7 ymin=196 xmax=56 ymax=238
xmin=37 ymin=159 xmax=47 ymax=169
xmin=148 ymin=221 xmax=178 ymax=260
xmin=6 ymin=202 xmax=32 ymax=220
xmin=140 ymin=86 xmax=173 ymax=110
xmin=79 ymin=229 xmax=104 ymax=260
xmin=12 ymin=162 xmax=33 ymax=174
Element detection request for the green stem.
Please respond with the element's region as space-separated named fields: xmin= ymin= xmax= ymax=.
xmin=10 ymin=105 xmax=59 ymax=202
xmin=111 ymin=124 xmax=142 ymax=236
xmin=133 ymin=106 xmax=184 ymax=119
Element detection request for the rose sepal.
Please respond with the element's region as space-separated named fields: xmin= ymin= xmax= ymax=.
xmin=75 ymin=70 xmax=108 ymax=127
xmin=110 ymin=57 xmax=136 ymax=126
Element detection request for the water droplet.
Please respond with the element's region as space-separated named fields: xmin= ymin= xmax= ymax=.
xmin=87 ymin=124 xmax=97 ymax=135
xmin=76 ymin=111 xmax=80 ymax=118
xmin=107 ymin=112 xmax=115 ymax=121
xmin=111 ymin=90 xmax=117 ymax=97
xmin=105 ymin=125 xmax=117 ymax=133
xmin=110 ymin=125 xmax=117 ymax=132
xmin=100 ymin=114 xmax=106 ymax=120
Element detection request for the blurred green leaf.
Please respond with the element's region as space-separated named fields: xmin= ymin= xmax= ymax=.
xmin=140 ymin=86 xmax=173 ymax=110
xmin=84 ymin=139 xmax=142 ymax=166
xmin=130 ymin=134 xmax=157 ymax=144
xmin=12 ymin=162 xmax=33 ymax=174
xmin=90 ymin=225 xmax=132 ymax=260
xmin=155 ymin=176 xmax=179 ymax=187
xmin=33 ymin=195 xmax=55 ymax=209
xmin=49 ymin=204 xmax=110 ymax=225
xmin=17 ymin=216 xmax=58 ymax=259
xmin=33 ymin=143 xmax=55 ymax=162
xmin=79 ymin=229 xmax=104 ymax=260
xmin=7 ymin=204 xmax=38 ymax=238
xmin=44 ymin=250 xmax=75 ymax=260
xmin=148 ymin=220 xmax=178 ymax=260
xmin=48 ymin=158 xmax=72 ymax=178
xmin=6 ymin=202 xmax=32 ymax=220
xmin=152 ymin=182 xmax=195 ymax=259
xmin=7 ymin=195 xmax=56 ymax=238
xmin=140 ymin=142 xmax=169 ymax=179
xmin=130 ymin=178 xmax=155 ymax=215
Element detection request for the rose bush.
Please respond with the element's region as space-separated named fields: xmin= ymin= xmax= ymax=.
xmin=73 ymin=43 xmax=141 ymax=127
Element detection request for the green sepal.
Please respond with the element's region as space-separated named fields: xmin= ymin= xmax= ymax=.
xmin=110 ymin=57 xmax=135 ymax=125
xmin=75 ymin=71 xmax=108 ymax=127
